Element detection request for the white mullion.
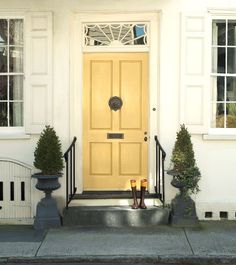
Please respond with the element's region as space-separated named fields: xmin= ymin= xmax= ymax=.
xmin=0 ymin=73 xmax=24 ymax=76
xmin=117 ymin=24 xmax=122 ymax=41
xmin=225 ymin=20 xmax=228 ymax=128
xmin=109 ymin=24 xmax=114 ymax=41
xmin=120 ymin=26 xmax=133 ymax=42
xmin=210 ymin=73 xmax=236 ymax=77
xmin=226 ymin=19 xmax=228 ymax=75
xmin=224 ymin=76 xmax=227 ymax=128
xmin=7 ymin=19 xmax=9 ymax=127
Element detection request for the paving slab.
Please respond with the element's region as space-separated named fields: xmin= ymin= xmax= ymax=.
xmin=0 ymin=242 xmax=41 ymax=257
xmin=185 ymin=221 xmax=236 ymax=256
xmin=0 ymin=225 xmax=45 ymax=257
xmin=37 ymin=226 xmax=192 ymax=257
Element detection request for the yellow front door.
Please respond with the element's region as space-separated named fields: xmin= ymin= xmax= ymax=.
xmin=83 ymin=53 xmax=148 ymax=190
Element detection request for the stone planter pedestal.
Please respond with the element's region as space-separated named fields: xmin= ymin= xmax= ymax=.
xmin=32 ymin=173 xmax=62 ymax=230
xmin=168 ymin=171 xmax=199 ymax=227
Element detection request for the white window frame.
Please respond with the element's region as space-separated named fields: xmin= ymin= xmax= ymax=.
xmin=209 ymin=11 xmax=236 ymax=135
xmin=0 ymin=13 xmax=25 ymax=137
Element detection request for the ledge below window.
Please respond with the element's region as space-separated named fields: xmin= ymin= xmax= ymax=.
xmin=203 ymin=134 xmax=236 ymax=141
xmin=0 ymin=133 xmax=31 ymax=140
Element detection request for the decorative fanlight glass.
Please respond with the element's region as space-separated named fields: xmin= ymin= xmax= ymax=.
xmin=83 ymin=23 xmax=148 ymax=47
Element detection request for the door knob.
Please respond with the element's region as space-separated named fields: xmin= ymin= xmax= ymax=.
xmin=144 ymin=136 xmax=148 ymax=142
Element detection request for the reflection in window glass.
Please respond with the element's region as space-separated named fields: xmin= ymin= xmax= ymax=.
xmin=0 ymin=103 xmax=7 ymax=126
xmin=227 ymin=77 xmax=236 ymax=101
xmin=9 ymin=47 xmax=23 ymax=72
xmin=9 ymin=76 xmax=23 ymax=100
xmin=9 ymin=19 xmax=23 ymax=45
xmin=0 ymin=76 xmax=7 ymax=100
xmin=228 ymin=20 xmax=236 ymax=46
xmin=0 ymin=20 xmax=7 ymax=46
xmin=9 ymin=102 xmax=23 ymax=126
xmin=0 ymin=47 xmax=7 ymax=72
xmin=211 ymin=19 xmax=236 ymax=129
xmin=212 ymin=20 xmax=226 ymax=45
xmin=212 ymin=47 xmax=225 ymax=73
xmin=212 ymin=103 xmax=224 ymax=128
xmin=227 ymin=47 xmax=236 ymax=73
xmin=0 ymin=19 xmax=23 ymax=127
xmin=227 ymin=103 xmax=236 ymax=128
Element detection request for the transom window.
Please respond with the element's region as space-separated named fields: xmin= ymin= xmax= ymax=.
xmin=0 ymin=18 xmax=23 ymax=127
xmin=83 ymin=23 xmax=148 ymax=47
xmin=211 ymin=19 xmax=236 ymax=128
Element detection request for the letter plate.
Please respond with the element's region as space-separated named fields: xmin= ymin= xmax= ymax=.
xmin=107 ymin=133 xmax=124 ymax=139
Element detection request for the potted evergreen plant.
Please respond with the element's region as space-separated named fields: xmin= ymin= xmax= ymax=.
xmin=167 ymin=124 xmax=201 ymax=226
xmin=32 ymin=125 xmax=64 ymax=230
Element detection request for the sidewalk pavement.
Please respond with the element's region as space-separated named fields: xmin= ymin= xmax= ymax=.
xmin=0 ymin=221 xmax=236 ymax=264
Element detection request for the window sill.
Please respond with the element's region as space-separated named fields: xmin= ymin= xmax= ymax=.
xmin=203 ymin=134 xmax=236 ymax=141
xmin=0 ymin=133 xmax=31 ymax=140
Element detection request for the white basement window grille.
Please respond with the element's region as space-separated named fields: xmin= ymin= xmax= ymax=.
xmin=211 ymin=19 xmax=236 ymax=129
xmin=83 ymin=23 xmax=148 ymax=47
xmin=0 ymin=18 xmax=24 ymax=127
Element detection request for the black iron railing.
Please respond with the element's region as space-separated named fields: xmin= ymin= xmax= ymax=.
xmin=64 ymin=137 xmax=77 ymax=209
xmin=154 ymin=135 xmax=166 ymax=206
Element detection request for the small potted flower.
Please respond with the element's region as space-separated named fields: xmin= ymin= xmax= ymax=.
xmin=32 ymin=125 xmax=64 ymax=230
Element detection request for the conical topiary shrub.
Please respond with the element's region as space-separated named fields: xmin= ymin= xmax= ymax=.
xmin=168 ymin=124 xmax=201 ymax=227
xmin=32 ymin=125 xmax=64 ymax=230
xmin=34 ymin=125 xmax=64 ymax=175
xmin=169 ymin=124 xmax=201 ymax=195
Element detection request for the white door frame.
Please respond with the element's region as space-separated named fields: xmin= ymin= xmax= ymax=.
xmin=70 ymin=11 xmax=160 ymax=193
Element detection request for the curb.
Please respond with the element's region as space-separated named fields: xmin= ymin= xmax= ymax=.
xmin=1 ymin=255 xmax=236 ymax=264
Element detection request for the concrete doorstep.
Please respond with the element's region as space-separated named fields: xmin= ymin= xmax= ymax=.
xmin=0 ymin=221 xmax=236 ymax=264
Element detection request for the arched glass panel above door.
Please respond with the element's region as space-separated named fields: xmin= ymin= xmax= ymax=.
xmin=83 ymin=23 xmax=148 ymax=47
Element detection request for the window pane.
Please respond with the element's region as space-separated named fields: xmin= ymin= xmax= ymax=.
xmin=9 ymin=47 xmax=23 ymax=72
xmin=0 ymin=47 xmax=7 ymax=72
xmin=9 ymin=20 xmax=23 ymax=46
xmin=227 ymin=103 xmax=236 ymax=128
xmin=0 ymin=76 xmax=7 ymax=100
xmin=212 ymin=103 xmax=224 ymax=128
xmin=227 ymin=77 xmax=236 ymax=101
xmin=212 ymin=47 xmax=225 ymax=73
xmin=0 ymin=102 xmax=7 ymax=126
xmin=228 ymin=20 xmax=236 ymax=46
xmin=9 ymin=102 xmax=23 ymax=126
xmin=9 ymin=76 xmax=23 ymax=100
xmin=227 ymin=48 xmax=236 ymax=73
xmin=0 ymin=20 xmax=7 ymax=46
xmin=212 ymin=20 xmax=226 ymax=46
xmin=212 ymin=76 xmax=225 ymax=101
xmin=133 ymin=24 xmax=146 ymax=45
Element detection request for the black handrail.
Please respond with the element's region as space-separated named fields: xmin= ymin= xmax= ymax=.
xmin=154 ymin=135 xmax=166 ymax=206
xmin=64 ymin=137 xmax=77 ymax=209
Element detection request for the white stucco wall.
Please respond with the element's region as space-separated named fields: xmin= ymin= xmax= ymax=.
xmin=0 ymin=0 xmax=236 ymax=220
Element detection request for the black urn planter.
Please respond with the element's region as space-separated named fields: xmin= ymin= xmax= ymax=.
xmin=168 ymin=171 xmax=199 ymax=227
xmin=32 ymin=173 xmax=62 ymax=230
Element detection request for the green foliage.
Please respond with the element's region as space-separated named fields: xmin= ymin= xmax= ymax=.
xmin=170 ymin=124 xmax=201 ymax=194
xmin=34 ymin=125 xmax=64 ymax=175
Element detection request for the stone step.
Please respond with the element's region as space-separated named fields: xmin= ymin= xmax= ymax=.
xmin=69 ymin=198 xmax=162 ymax=207
xmin=62 ymin=206 xmax=170 ymax=227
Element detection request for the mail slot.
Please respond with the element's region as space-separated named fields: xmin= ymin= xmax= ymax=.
xmin=107 ymin=133 xmax=124 ymax=139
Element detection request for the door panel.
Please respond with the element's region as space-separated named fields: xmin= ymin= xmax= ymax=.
xmin=83 ymin=53 xmax=148 ymax=190
xmin=90 ymin=61 xmax=112 ymax=129
xmin=119 ymin=143 xmax=142 ymax=175
xmin=120 ymin=61 xmax=142 ymax=129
